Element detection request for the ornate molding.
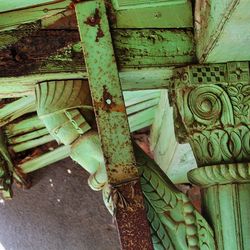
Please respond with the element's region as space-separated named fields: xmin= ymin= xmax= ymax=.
xmin=171 ymin=62 xmax=250 ymax=250
xmin=135 ymin=145 xmax=215 ymax=250
xmin=191 ymin=125 xmax=250 ymax=166
xmin=36 ymin=80 xmax=107 ymax=191
xmin=188 ymin=162 xmax=250 ymax=188
xmin=170 ymin=62 xmax=250 ymax=166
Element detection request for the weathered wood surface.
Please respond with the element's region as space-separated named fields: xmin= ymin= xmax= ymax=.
xmin=195 ymin=0 xmax=250 ymax=63
xmin=150 ymin=90 xmax=196 ymax=184
xmin=0 ymin=30 xmax=82 ymax=76
xmin=0 ymin=0 xmax=192 ymax=30
xmin=0 ymin=0 xmax=72 ymax=31
xmin=0 ymin=67 xmax=175 ymax=97
xmin=0 ymin=28 xmax=195 ymax=77
xmin=111 ymin=0 xmax=193 ymax=28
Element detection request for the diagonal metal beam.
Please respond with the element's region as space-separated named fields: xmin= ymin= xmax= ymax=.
xmin=75 ymin=1 xmax=153 ymax=249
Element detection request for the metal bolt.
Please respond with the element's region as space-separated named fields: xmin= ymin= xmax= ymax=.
xmin=106 ymin=99 xmax=112 ymax=105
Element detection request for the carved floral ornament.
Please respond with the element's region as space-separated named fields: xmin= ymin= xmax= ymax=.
xmin=170 ymin=62 xmax=250 ymax=167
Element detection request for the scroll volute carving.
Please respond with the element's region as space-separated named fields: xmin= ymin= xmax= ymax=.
xmin=170 ymin=62 xmax=250 ymax=166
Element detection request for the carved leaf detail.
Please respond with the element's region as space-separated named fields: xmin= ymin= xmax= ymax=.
xmin=135 ymin=145 xmax=215 ymax=250
xmin=228 ymin=86 xmax=238 ymax=96
xmin=242 ymin=85 xmax=250 ymax=95
xmin=146 ymin=202 xmax=174 ymax=250
xmin=190 ymin=125 xmax=250 ymax=166
xmin=243 ymin=95 xmax=250 ymax=105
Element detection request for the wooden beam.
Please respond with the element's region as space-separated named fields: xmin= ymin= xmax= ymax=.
xmin=150 ymin=90 xmax=197 ymax=184
xmin=195 ymin=0 xmax=250 ymax=63
xmin=112 ymin=29 xmax=195 ymax=67
xmin=110 ymin=0 xmax=193 ymax=28
xmin=0 ymin=96 xmax=36 ymax=126
xmin=0 ymin=28 xmax=195 ymax=77
xmin=124 ymin=90 xmax=161 ymax=132
xmin=0 ymin=30 xmax=81 ymax=77
xmin=0 ymin=0 xmax=58 ymax=13
xmin=0 ymin=67 xmax=174 ymax=97
xmin=0 ymin=0 xmax=192 ymax=30
xmin=0 ymin=0 xmax=71 ymax=31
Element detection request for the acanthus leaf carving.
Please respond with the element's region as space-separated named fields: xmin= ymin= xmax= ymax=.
xmin=170 ymin=62 xmax=250 ymax=166
xmin=135 ymin=145 xmax=215 ymax=250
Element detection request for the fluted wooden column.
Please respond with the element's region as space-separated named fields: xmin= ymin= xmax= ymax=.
xmin=171 ymin=62 xmax=250 ymax=250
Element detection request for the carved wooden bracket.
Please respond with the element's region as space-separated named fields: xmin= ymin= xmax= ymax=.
xmin=170 ymin=61 xmax=250 ymax=250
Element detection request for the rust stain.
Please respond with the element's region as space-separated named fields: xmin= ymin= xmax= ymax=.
xmin=0 ymin=30 xmax=81 ymax=77
xmin=84 ymin=8 xmax=104 ymax=42
xmin=93 ymin=86 xmax=126 ymax=112
xmin=45 ymin=10 xmax=77 ymax=29
xmin=115 ymin=180 xmax=153 ymax=250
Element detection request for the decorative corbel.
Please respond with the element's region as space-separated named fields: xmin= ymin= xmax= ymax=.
xmin=170 ymin=61 xmax=250 ymax=250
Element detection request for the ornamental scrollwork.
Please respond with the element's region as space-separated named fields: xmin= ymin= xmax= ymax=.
xmin=170 ymin=62 xmax=250 ymax=166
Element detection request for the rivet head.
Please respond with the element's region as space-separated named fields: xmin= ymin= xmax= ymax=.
xmin=106 ymin=99 xmax=112 ymax=105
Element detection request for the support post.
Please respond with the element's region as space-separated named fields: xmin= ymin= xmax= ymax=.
xmin=75 ymin=1 xmax=153 ymax=249
xmin=171 ymin=61 xmax=250 ymax=249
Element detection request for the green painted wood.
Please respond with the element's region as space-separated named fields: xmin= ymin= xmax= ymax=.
xmin=189 ymin=164 xmax=250 ymax=250
xmin=5 ymin=115 xmax=45 ymax=138
xmin=0 ymin=0 xmax=56 ymax=13
xmin=195 ymin=0 xmax=250 ymax=63
xmin=135 ymin=145 xmax=215 ymax=250
xmin=0 ymin=129 xmax=13 ymax=198
xmin=0 ymin=28 xmax=194 ymax=78
xmin=150 ymin=90 xmax=196 ymax=184
xmin=113 ymin=29 xmax=195 ymax=67
xmin=124 ymin=90 xmax=161 ymax=132
xmin=0 ymin=0 xmax=192 ymax=30
xmin=111 ymin=0 xmax=193 ymax=28
xmin=123 ymin=90 xmax=161 ymax=106
xmin=171 ymin=62 xmax=250 ymax=250
xmin=0 ymin=67 xmax=174 ymax=97
xmin=0 ymin=73 xmax=87 ymax=98
xmin=10 ymin=134 xmax=54 ymax=153
xmin=0 ymin=0 xmax=71 ymax=31
xmin=1 ymin=89 xmax=159 ymax=141
xmin=119 ymin=67 xmax=175 ymax=90
xmin=0 ymin=96 xmax=36 ymax=126
xmin=128 ymin=106 xmax=157 ymax=132
xmin=126 ymin=98 xmax=159 ymax=115
xmin=8 ymin=128 xmax=49 ymax=144
xmin=35 ymin=80 xmax=109 ymax=191
xmin=20 ymin=145 xmax=71 ymax=173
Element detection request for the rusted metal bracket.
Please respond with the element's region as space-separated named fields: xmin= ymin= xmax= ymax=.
xmin=75 ymin=1 xmax=153 ymax=249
